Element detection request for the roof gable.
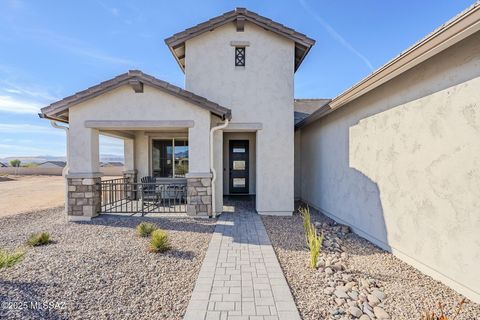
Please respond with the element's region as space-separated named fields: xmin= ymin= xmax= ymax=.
xmin=165 ymin=7 xmax=315 ymax=72
xmin=40 ymin=70 xmax=231 ymax=123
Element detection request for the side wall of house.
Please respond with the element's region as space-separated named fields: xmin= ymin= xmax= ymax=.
xmin=299 ymin=33 xmax=480 ymax=302
xmin=185 ymin=22 xmax=295 ymax=215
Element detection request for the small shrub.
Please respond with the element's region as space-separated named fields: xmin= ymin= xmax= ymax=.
xmin=299 ymin=206 xmax=312 ymax=245
xmin=27 ymin=232 xmax=51 ymax=246
xmin=308 ymin=226 xmax=323 ymax=269
xmin=136 ymin=222 xmax=156 ymax=237
xmin=421 ymin=299 xmax=465 ymax=320
xmin=0 ymin=249 xmax=25 ymax=269
xmin=149 ymin=230 xmax=170 ymax=253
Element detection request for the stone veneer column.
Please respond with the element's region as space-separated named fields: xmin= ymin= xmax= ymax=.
xmin=186 ymin=173 xmax=212 ymax=217
xmin=66 ymin=175 xmax=102 ymax=220
xmin=122 ymin=170 xmax=137 ymax=200
xmin=122 ymin=169 xmax=137 ymax=183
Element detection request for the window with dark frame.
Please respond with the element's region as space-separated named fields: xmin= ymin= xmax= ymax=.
xmin=235 ymin=47 xmax=246 ymax=66
xmin=152 ymin=139 xmax=189 ymax=178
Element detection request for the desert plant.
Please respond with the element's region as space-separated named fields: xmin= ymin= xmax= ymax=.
xmin=299 ymin=206 xmax=312 ymax=245
xmin=27 ymin=232 xmax=51 ymax=246
xmin=9 ymin=159 xmax=21 ymax=167
xmin=0 ymin=249 xmax=25 ymax=269
xmin=136 ymin=222 xmax=157 ymax=237
xmin=421 ymin=299 xmax=466 ymax=320
xmin=308 ymin=226 xmax=324 ymax=269
xmin=149 ymin=230 xmax=170 ymax=253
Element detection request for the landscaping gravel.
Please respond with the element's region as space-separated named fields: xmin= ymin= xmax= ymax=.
xmin=0 ymin=207 xmax=215 ymax=320
xmin=262 ymin=206 xmax=480 ymax=320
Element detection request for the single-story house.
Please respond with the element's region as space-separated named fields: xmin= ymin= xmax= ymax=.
xmin=37 ymin=161 xmax=67 ymax=168
xmin=40 ymin=5 xmax=480 ymax=303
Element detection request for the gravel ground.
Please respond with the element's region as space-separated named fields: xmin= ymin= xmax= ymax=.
xmin=0 ymin=207 xmax=215 ymax=320
xmin=262 ymin=208 xmax=480 ymax=320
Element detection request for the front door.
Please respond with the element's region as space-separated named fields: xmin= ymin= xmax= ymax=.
xmin=229 ymin=140 xmax=249 ymax=194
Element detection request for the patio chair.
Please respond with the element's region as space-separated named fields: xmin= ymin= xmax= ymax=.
xmin=140 ymin=176 xmax=158 ymax=202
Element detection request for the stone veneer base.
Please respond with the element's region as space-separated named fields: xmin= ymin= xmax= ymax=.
xmin=67 ymin=177 xmax=101 ymax=218
xmin=187 ymin=177 xmax=212 ymax=217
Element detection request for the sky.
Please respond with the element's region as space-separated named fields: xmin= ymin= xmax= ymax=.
xmin=0 ymin=0 xmax=475 ymax=159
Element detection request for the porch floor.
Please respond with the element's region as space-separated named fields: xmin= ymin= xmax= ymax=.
xmin=184 ymin=200 xmax=300 ymax=320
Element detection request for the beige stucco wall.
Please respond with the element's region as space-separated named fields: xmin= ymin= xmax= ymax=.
xmin=294 ymin=130 xmax=301 ymax=199
xmin=68 ymin=85 xmax=211 ymax=177
xmin=298 ymin=33 xmax=480 ymax=302
xmin=185 ymin=22 xmax=295 ymax=215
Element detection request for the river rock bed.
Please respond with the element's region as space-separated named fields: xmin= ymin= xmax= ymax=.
xmin=262 ymin=207 xmax=479 ymax=319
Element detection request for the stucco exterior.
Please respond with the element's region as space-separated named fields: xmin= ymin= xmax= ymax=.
xmin=298 ymin=33 xmax=480 ymax=302
xmin=185 ymin=22 xmax=295 ymax=215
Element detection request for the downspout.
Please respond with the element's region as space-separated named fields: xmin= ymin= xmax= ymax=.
xmin=210 ymin=118 xmax=229 ymax=217
xmin=50 ymin=120 xmax=70 ymax=214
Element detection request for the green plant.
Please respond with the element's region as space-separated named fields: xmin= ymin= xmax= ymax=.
xmin=299 ymin=206 xmax=312 ymax=245
xmin=9 ymin=159 xmax=21 ymax=167
xmin=149 ymin=230 xmax=170 ymax=253
xmin=308 ymin=226 xmax=323 ymax=269
xmin=0 ymin=249 xmax=25 ymax=269
xmin=300 ymin=206 xmax=324 ymax=268
xmin=136 ymin=222 xmax=157 ymax=237
xmin=27 ymin=232 xmax=51 ymax=246
xmin=421 ymin=299 xmax=465 ymax=320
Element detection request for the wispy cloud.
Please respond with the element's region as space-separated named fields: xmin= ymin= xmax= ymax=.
xmin=299 ymin=0 xmax=374 ymax=71
xmin=0 ymin=123 xmax=63 ymax=135
xmin=0 ymin=143 xmax=62 ymax=157
xmin=8 ymin=27 xmax=136 ymax=66
xmin=0 ymin=95 xmax=42 ymax=114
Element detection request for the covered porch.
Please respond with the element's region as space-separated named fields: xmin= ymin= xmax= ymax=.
xmin=39 ymin=70 xmax=231 ymax=221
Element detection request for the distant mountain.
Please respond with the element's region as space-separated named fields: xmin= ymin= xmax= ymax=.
xmin=0 ymin=154 xmax=124 ymax=164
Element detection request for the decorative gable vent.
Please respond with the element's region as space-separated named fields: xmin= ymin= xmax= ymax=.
xmin=235 ymin=47 xmax=246 ymax=66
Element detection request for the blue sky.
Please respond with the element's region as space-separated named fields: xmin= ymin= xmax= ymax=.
xmin=0 ymin=0 xmax=475 ymax=159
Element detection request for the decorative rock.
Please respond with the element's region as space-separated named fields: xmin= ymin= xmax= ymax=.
xmin=334 ymin=289 xmax=350 ymax=299
xmin=348 ymin=290 xmax=359 ymax=300
xmin=324 ymin=287 xmax=335 ymax=295
xmin=373 ymin=306 xmax=390 ymax=319
xmin=349 ymin=306 xmax=363 ymax=318
xmin=335 ymin=298 xmax=345 ymax=306
xmin=345 ymin=281 xmax=356 ymax=290
xmin=340 ymin=225 xmax=351 ymax=234
xmin=340 ymin=252 xmax=348 ymax=260
xmin=359 ymin=315 xmax=371 ymax=320
xmin=325 ymin=267 xmax=334 ymax=275
xmin=347 ymin=301 xmax=357 ymax=307
xmin=367 ymin=294 xmax=380 ymax=307
xmin=372 ymin=289 xmax=386 ymax=301
xmin=364 ymin=305 xmax=375 ymax=318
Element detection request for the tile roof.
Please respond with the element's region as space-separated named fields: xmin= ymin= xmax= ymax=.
xmin=40 ymin=70 xmax=232 ymax=122
xmin=165 ymin=7 xmax=315 ymax=72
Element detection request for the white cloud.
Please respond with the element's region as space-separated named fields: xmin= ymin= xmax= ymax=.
xmin=0 ymin=143 xmax=59 ymax=157
xmin=0 ymin=123 xmax=64 ymax=135
xmin=0 ymin=95 xmax=42 ymax=114
xmin=299 ymin=0 xmax=374 ymax=71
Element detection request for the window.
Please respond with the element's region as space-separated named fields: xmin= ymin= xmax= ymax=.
xmin=235 ymin=47 xmax=245 ymax=66
xmin=152 ymin=139 xmax=188 ymax=178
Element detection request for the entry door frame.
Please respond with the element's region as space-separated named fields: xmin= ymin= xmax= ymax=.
xmin=229 ymin=140 xmax=249 ymax=194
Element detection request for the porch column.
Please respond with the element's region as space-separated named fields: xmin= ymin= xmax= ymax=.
xmin=186 ymin=121 xmax=212 ymax=217
xmin=122 ymin=138 xmax=137 ymax=183
xmin=66 ymin=126 xmax=102 ymax=221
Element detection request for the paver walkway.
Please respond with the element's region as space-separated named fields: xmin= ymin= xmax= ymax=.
xmin=184 ymin=201 xmax=300 ymax=320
